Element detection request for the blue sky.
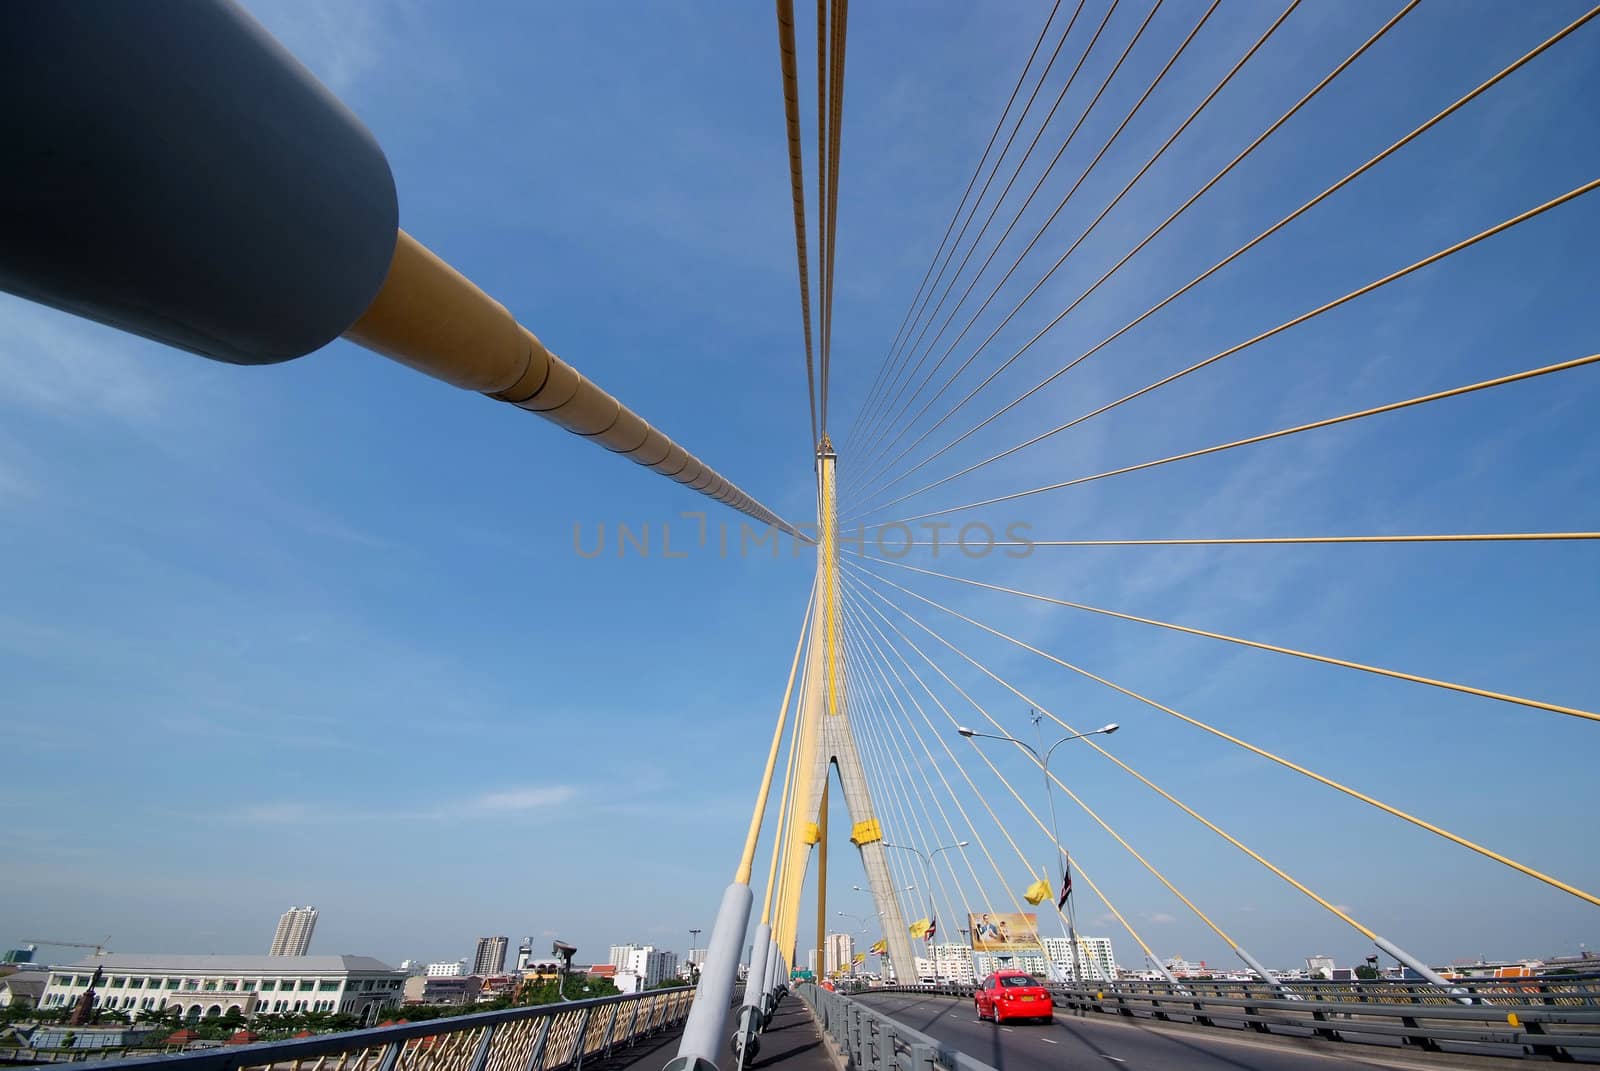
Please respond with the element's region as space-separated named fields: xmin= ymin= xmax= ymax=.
xmin=2 ymin=0 xmax=1597 ymax=975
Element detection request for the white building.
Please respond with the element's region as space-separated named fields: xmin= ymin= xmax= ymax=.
xmin=1043 ymin=936 xmax=1117 ymax=982
xmin=607 ymin=944 xmax=676 ymax=987
xmin=1306 ymin=955 xmax=1336 ymax=978
xmin=269 ymin=906 xmax=318 ymax=956
xmin=975 ymin=951 xmax=1048 ymax=976
xmin=930 ymin=944 xmax=975 ymax=984
xmin=425 ymin=961 xmax=467 ymax=977
xmin=38 ymin=955 xmax=404 ymax=1024
xmin=825 ymin=933 xmax=855 ymax=976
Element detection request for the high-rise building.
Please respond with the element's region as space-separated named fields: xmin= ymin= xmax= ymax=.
xmin=473 ymin=937 xmax=509 ymax=976
xmin=269 ymin=906 xmax=318 ymax=956
xmin=825 ymin=933 xmax=855 ymax=976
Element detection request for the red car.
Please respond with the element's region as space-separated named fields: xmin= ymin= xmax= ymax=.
xmin=974 ymin=970 xmax=1053 ymax=1023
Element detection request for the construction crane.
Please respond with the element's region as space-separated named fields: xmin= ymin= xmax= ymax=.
xmin=25 ymin=938 xmax=111 ymax=957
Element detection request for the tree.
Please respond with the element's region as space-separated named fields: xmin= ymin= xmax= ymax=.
xmin=648 ymin=978 xmax=691 ymax=990
xmin=1355 ymin=966 xmax=1379 ymax=980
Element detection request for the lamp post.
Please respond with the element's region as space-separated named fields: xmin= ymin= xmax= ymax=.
xmin=882 ymin=840 xmax=969 ymax=983
xmin=689 ymin=929 xmax=701 ymax=985
xmin=958 ymin=716 xmax=1119 ymax=986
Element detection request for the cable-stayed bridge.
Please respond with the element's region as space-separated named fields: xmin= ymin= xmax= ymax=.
xmin=4 ymin=1 xmax=1598 ymax=1067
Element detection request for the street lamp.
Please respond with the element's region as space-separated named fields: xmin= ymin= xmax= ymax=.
xmin=689 ymin=928 xmax=701 ymax=985
xmin=882 ymin=840 xmax=969 ymax=983
xmin=958 ymin=715 xmax=1119 ymax=986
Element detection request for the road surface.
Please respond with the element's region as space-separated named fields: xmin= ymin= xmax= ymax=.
xmin=854 ymin=991 xmax=1516 ymax=1071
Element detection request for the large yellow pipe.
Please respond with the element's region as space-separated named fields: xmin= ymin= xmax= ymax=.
xmin=344 ymin=230 xmax=810 ymax=541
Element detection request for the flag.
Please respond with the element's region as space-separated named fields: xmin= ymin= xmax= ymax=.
xmin=926 ymin=918 xmax=937 ymax=941
xmin=870 ymin=939 xmax=887 ymax=955
xmin=853 ymin=952 xmax=866 ymax=965
xmin=909 ymin=918 xmax=933 ymax=940
xmin=1023 ymin=877 xmax=1051 ymax=905
xmin=1058 ymin=856 xmax=1073 ymax=910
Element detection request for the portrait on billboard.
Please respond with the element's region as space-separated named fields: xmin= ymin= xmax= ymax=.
xmin=967 ymin=912 xmax=1040 ymax=951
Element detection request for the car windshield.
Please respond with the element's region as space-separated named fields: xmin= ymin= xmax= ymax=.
xmin=998 ymin=976 xmax=1037 ymax=988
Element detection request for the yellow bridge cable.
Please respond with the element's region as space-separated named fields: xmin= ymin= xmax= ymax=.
xmin=849 ymin=564 xmax=1378 ymax=941
xmin=843 ymin=0 xmax=1070 ymax=455
xmin=845 ymin=619 xmax=978 ymax=936
xmin=851 ymin=0 xmax=1225 ymax=486
xmin=843 ymin=577 xmax=1171 ymax=969
xmin=886 ymin=196 xmax=1600 ymax=525
xmin=843 ymin=599 xmax=1021 ymax=926
xmin=856 ymin=565 xmax=1600 ymax=909
xmin=747 ymin=580 xmax=815 ymax=894
xmin=774 ymin=0 xmax=818 ymax=448
xmin=891 ymin=532 xmax=1600 ymax=547
xmin=843 ymin=0 xmax=1408 ymax=505
xmin=768 ymin=634 xmax=811 ymax=947
xmin=838 ymin=585 xmax=1053 ymax=924
xmin=824 ymin=0 xmax=848 ymax=432
xmin=866 ymin=508 xmax=1600 ymax=727
xmin=843 ymin=608 xmax=1006 ymax=927
xmin=847 ymin=576 xmax=1244 ymax=952
xmin=849 ymin=0 xmax=1146 ymax=475
xmin=848 ymin=3 xmax=1600 ymax=519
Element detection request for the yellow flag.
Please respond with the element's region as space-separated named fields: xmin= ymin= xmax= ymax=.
xmin=1023 ymin=878 xmax=1051 ymax=905
xmin=909 ymin=918 xmax=932 ymax=940
xmin=870 ymin=939 xmax=887 ymax=955
xmin=853 ymin=952 xmax=866 ymax=964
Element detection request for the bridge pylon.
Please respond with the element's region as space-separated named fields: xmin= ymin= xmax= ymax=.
xmin=783 ymin=439 xmax=919 ymax=981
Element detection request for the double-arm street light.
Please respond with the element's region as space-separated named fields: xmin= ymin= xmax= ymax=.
xmin=882 ymin=840 xmax=969 ymax=982
xmin=958 ymin=714 xmax=1119 ymax=985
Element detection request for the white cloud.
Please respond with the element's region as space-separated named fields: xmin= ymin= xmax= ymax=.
xmin=1147 ymin=912 xmax=1178 ymax=925
xmin=470 ymin=786 xmax=577 ymax=813
xmin=0 ymin=298 xmax=166 ymax=425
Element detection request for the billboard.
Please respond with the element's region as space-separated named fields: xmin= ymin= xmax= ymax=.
xmin=968 ymin=912 xmax=1041 ymax=952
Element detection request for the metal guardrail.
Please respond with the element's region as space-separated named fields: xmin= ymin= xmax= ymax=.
xmin=795 ymin=985 xmax=995 ymax=1071
xmin=84 ymin=989 xmax=695 ymax=1071
xmin=861 ymin=977 xmax=1600 ymax=1062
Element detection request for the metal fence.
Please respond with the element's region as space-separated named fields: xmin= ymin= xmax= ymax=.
xmin=861 ymin=977 xmax=1600 ymax=1062
xmin=795 ymin=985 xmax=994 ymax=1071
xmin=86 ymin=989 xmax=695 ymax=1071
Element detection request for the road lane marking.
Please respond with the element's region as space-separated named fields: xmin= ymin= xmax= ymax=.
xmin=1100 ymin=1058 xmax=1125 ymax=1064
xmin=1001 ymin=1028 xmax=1013 ymax=1033
xmin=1040 ymin=1038 xmax=1057 ymax=1045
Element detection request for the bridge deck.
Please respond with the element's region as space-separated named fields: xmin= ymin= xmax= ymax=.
xmin=611 ymin=996 xmax=835 ymax=1071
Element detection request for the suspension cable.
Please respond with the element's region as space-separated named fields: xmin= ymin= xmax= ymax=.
xmin=851 ymin=0 xmax=1220 ymax=488
xmin=845 ymin=606 xmax=1003 ymax=924
xmin=850 ymin=0 xmax=1139 ymax=476
xmin=844 ymin=596 xmax=1022 ymax=920
xmin=865 ymin=556 xmax=1600 ymax=725
xmin=856 ymin=564 xmax=1600 ymax=908
xmin=875 ymin=183 xmax=1600 ymax=524
xmin=774 ymin=0 xmax=818 ymax=448
xmin=852 ymin=567 xmax=1386 ymax=940
xmin=888 ymin=532 xmax=1600 ymax=547
xmin=847 ymin=2 xmax=1600 ymax=517
xmin=738 ymin=584 xmax=816 ymax=885
xmin=847 ymin=636 xmax=969 ymax=940
xmin=892 ymin=345 xmax=1600 ymax=524
xmin=843 ymin=0 xmax=1069 ymax=454
xmin=843 ymin=0 xmax=1405 ymax=506
xmin=752 ymin=585 xmax=815 ymax=912
xmin=845 ymin=576 xmax=1188 ymax=967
